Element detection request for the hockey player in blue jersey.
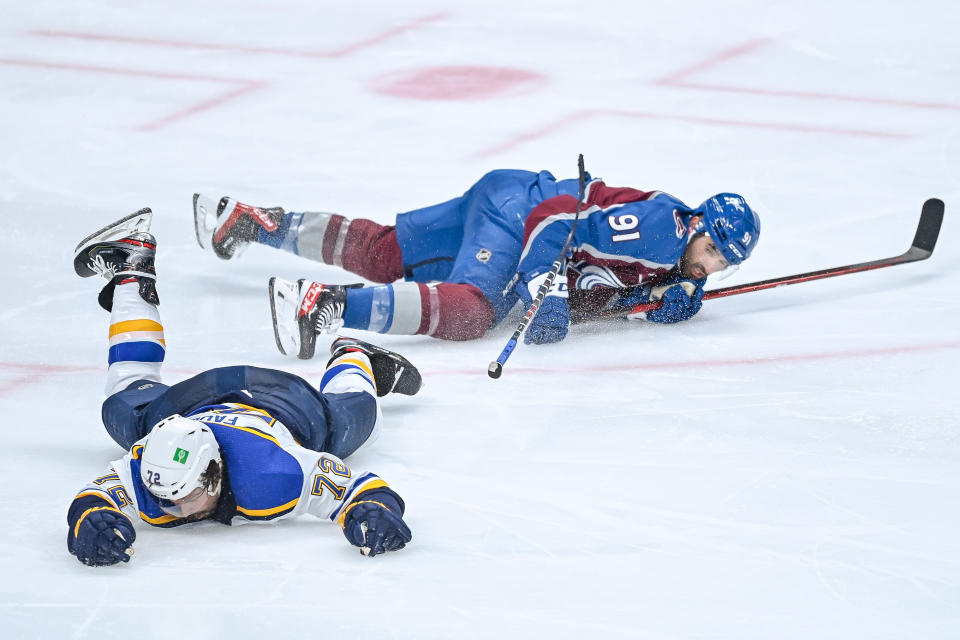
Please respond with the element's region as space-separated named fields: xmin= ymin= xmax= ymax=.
xmin=192 ymin=168 xmax=760 ymax=356
xmin=68 ymin=210 xmax=422 ymax=566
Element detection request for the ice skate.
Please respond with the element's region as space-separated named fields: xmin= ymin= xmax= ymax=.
xmin=74 ymin=208 xmax=158 ymax=310
xmin=194 ymin=193 xmax=285 ymax=260
xmin=269 ymin=277 xmax=361 ymax=360
xmin=74 ymin=208 xmax=155 ymax=279
xmin=329 ymin=336 xmax=423 ymax=397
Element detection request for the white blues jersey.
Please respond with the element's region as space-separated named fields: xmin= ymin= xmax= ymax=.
xmin=73 ymin=402 xmax=390 ymax=529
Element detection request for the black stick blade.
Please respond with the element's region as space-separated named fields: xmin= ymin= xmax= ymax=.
xmin=912 ymin=198 xmax=945 ymax=256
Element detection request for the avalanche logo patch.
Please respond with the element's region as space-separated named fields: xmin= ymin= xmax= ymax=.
xmin=476 ymin=248 xmax=492 ymax=263
xmin=574 ymin=264 xmax=626 ymax=290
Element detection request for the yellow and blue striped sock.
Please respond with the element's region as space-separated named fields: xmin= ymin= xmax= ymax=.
xmin=104 ymin=282 xmax=164 ymax=395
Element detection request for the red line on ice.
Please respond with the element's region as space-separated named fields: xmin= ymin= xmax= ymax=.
xmin=473 ymin=108 xmax=908 ymax=158
xmin=664 ymin=81 xmax=960 ymax=111
xmin=323 ymin=12 xmax=450 ymax=57
xmin=13 ymin=13 xmax=448 ymax=130
xmin=138 ymin=81 xmax=266 ymax=130
xmin=0 ymin=57 xmax=249 ymax=83
xmin=0 ymin=57 xmax=261 ymax=130
xmin=2 ymin=341 xmax=953 ymax=393
xmin=656 ymin=39 xmax=960 ymax=111
xmin=490 ymin=341 xmax=960 ymax=376
xmin=0 ymin=362 xmax=192 ymax=396
xmin=0 ymin=363 xmax=97 ymax=396
xmin=26 ymin=13 xmax=449 ymax=59
xmin=277 ymin=340 xmax=960 ymax=380
xmin=656 ymin=38 xmax=773 ymax=85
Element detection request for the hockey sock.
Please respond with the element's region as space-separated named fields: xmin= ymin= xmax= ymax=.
xmin=342 ymin=283 xmax=425 ymax=335
xmin=429 ymin=283 xmax=495 ymax=340
xmin=258 ymin=212 xmax=403 ymax=283
xmin=256 ymin=211 xmax=299 ymax=252
xmin=320 ymin=351 xmax=378 ymax=396
xmin=340 ymin=282 xmax=494 ymax=340
xmin=104 ymin=282 xmax=165 ymax=396
xmin=256 ymin=210 xmax=345 ymax=259
xmin=318 ymin=350 xmax=382 ymax=451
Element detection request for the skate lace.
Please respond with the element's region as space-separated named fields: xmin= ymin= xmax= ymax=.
xmin=88 ymin=253 xmax=115 ymax=278
xmin=315 ymin=301 xmax=345 ymax=333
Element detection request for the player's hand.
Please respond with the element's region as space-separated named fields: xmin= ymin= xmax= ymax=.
xmin=525 ymin=295 xmax=570 ymax=344
xmin=342 ymin=501 xmax=412 ymax=557
xmin=645 ymin=279 xmax=705 ymax=324
xmin=70 ymin=507 xmax=136 ymax=566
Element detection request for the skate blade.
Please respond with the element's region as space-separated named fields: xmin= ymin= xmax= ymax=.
xmin=192 ymin=193 xmax=218 ymax=250
xmin=268 ymin=276 xmax=300 ymax=357
xmin=73 ymin=208 xmax=153 ymax=257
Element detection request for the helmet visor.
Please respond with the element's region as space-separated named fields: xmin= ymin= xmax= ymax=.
xmin=155 ymin=486 xmax=219 ymax=518
xmin=712 ymin=263 xmax=740 ymax=281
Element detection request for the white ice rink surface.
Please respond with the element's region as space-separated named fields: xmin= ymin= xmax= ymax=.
xmin=1 ymin=1 xmax=958 ymax=638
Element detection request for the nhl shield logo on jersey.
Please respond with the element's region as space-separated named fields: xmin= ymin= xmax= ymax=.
xmin=475 ymin=248 xmax=492 ymax=263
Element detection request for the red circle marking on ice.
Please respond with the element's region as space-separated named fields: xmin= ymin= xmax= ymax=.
xmin=372 ymin=66 xmax=544 ymax=100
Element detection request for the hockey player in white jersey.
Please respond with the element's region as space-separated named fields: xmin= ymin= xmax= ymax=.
xmin=67 ymin=209 xmax=422 ymax=566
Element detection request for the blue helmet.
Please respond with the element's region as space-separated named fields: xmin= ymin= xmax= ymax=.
xmin=695 ymin=193 xmax=761 ymax=265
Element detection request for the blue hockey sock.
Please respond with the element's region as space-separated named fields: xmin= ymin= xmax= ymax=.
xmin=257 ymin=212 xmax=301 ymax=253
xmin=256 ymin=210 xmax=348 ymax=263
xmin=342 ymin=283 xmax=425 ymax=335
xmin=342 ymin=286 xmax=382 ymax=331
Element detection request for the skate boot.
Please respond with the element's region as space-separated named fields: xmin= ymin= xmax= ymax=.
xmin=73 ymin=208 xmax=158 ymax=311
xmin=329 ymin=336 xmax=423 ymax=397
xmin=268 ymin=277 xmax=363 ymax=360
xmin=193 ymin=193 xmax=285 ymax=260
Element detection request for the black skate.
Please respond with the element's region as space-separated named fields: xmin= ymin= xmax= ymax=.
xmin=73 ymin=208 xmax=158 ymax=311
xmin=268 ymin=277 xmax=362 ymax=360
xmin=329 ymin=336 xmax=423 ymax=397
xmin=193 ymin=193 xmax=285 ymax=260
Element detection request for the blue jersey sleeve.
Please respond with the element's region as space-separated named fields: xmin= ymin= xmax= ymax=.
xmin=517 ymin=193 xmax=690 ymax=285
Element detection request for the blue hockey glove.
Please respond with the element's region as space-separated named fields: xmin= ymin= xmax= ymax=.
xmin=645 ymin=279 xmax=705 ymax=324
xmin=517 ymin=271 xmax=570 ymax=345
xmin=525 ymin=295 xmax=570 ymax=345
xmin=342 ymin=493 xmax=411 ymax=557
xmin=617 ymin=284 xmax=650 ymax=309
xmin=69 ymin=507 xmax=136 ymax=567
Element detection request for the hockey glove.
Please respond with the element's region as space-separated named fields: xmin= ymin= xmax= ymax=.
xmin=644 ymin=278 xmax=705 ymax=324
xmin=341 ymin=490 xmax=411 ymax=557
xmin=525 ymin=295 xmax=570 ymax=344
xmin=620 ymin=277 xmax=705 ymax=324
xmin=518 ymin=272 xmax=570 ymax=345
xmin=69 ymin=506 xmax=136 ymax=567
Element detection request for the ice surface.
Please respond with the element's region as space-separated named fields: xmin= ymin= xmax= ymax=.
xmin=1 ymin=1 xmax=958 ymax=638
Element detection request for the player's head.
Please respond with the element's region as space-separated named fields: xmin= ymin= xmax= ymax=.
xmin=694 ymin=193 xmax=760 ymax=265
xmin=140 ymin=415 xmax=223 ymax=518
xmin=681 ymin=193 xmax=761 ymax=279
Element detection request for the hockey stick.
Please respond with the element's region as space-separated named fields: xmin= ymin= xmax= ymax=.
xmin=488 ymin=154 xmax=587 ymax=379
xmin=594 ymin=198 xmax=944 ymax=321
